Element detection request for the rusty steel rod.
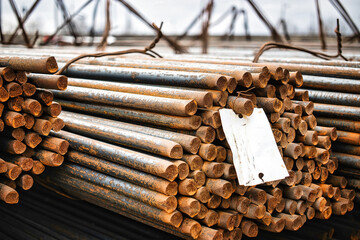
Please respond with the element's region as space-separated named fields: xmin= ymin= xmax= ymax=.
xmin=50 ymin=130 xmax=178 ymax=181
xmin=1 ymin=52 xmax=357 ymax=239
xmin=302 ymin=75 xmax=360 ymax=94
xmin=0 ymin=56 xmax=58 ymax=74
xmin=58 ymin=163 xmax=177 ymax=213
xmin=316 ymin=117 xmax=360 ymax=133
xmin=55 ymin=57 xmax=271 ymax=88
xmin=39 ymin=170 xmax=183 ymax=228
xmin=60 ymin=111 xmax=200 ymax=154
xmin=305 ymin=89 xmax=360 ymax=107
xmin=65 ymin=150 xmax=177 ymax=196
xmin=332 ymin=152 xmax=360 ymax=170
xmin=27 ymin=73 xmax=68 ymax=90
xmin=166 ymin=55 xmax=360 ymax=79
xmin=53 ymin=86 xmax=197 ymax=117
xmin=211 ymin=56 xmax=360 ymax=68
xmin=60 ymin=113 xmax=183 ymax=159
xmin=313 ymin=103 xmax=360 ymax=120
xmin=57 ymin=99 xmax=201 ymax=130
xmin=60 ymin=63 xmax=228 ymax=91
xmin=68 ymin=77 xmax=213 ymax=108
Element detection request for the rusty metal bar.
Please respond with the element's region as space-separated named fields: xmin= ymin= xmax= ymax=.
xmin=59 ymin=163 xmax=177 ymax=213
xmin=200 ymin=0 xmax=214 ymax=54
xmin=53 ymin=86 xmax=197 ymax=117
xmin=313 ymin=103 xmax=360 ymax=120
xmin=60 ymin=63 xmax=228 ymax=91
xmin=50 ymin=130 xmax=178 ymax=181
xmin=27 ymin=74 xmax=68 ymax=90
xmin=3 ymin=50 xmax=358 ymax=240
xmin=316 ymin=117 xmax=360 ymax=133
xmin=302 ymin=75 xmax=360 ymax=94
xmin=65 ymin=150 xmax=177 ymax=196
xmin=306 ymin=89 xmax=360 ymax=107
xmin=166 ymin=55 xmax=360 ymax=79
xmin=333 ymin=143 xmax=360 ymax=156
xmin=56 ymin=99 xmax=201 ymax=130
xmin=206 ymin=55 xmax=360 ymax=68
xmin=57 ymin=55 xmax=269 ymax=75
xmin=329 ymin=0 xmax=360 ymax=42
xmin=68 ymin=77 xmax=213 ymax=108
xmin=39 ymin=170 xmax=183 ymax=228
xmin=0 ymin=56 xmax=58 ymax=74
xmin=332 ymin=152 xmax=360 ymax=170
xmin=336 ymin=130 xmax=360 ymax=145
xmin=96 ymin=0 xmax=110 ymax=50
xmin=60 ymin=113 xmax=183 ymax=159
xmin=0 ymin=183 xmax=19 ymax=204
xmin=60 ymin=111 xmax=200 ymax=154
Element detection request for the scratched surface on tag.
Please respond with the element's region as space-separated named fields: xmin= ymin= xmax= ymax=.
xmin=220 ymin=108 xmax=289 ymax=186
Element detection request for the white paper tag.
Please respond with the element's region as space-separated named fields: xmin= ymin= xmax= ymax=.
xmin=219 ymin=108 xmax=289 ymax=186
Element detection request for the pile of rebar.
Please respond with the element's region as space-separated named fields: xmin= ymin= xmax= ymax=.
xmin=0 ymin=184 xmax=359 ymax=240
xmin=168 ymin=54 xmax=360 ymax=206
xmin=0 ymin=184 xmax=180 ymax=240
xmin=10 ymin=54 xmax=351 ymax=240
xmin=219 ymin=55 xmax=360 ymax=204
xmin=297 ymin=60 xmax=360 ymax=204
xmin=0 ymin=56 xmax=69 ymax=204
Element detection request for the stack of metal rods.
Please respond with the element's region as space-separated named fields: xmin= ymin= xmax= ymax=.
xmin=0 ymin=184 xmax=358 ymax=240
xmin=206 ymin=55 xmax=360 ymax=205
xmin=0 ymin=52 xmax=353 ymax=239
xmin=0 ymin=184 xmax=181 ymax=240
xmin=164 ymin=54 xmax=360 ymax=205
xmin=11 ymin=53 xmax=348 ymax=239
xmin=161 ymin=54 xmax=360 ymax=79
xmin=299 ymin=67 xmax=360 ymax=204
xmin=39 ymin=60 xmax=247 ymax=240
xmin=255 ymin=209 xmax=360 ymax=240
xmin=0 ymin=56 xmax=69 ymax=204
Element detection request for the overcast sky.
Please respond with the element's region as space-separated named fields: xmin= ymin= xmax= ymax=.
xmin=1 ymin=0 xmax=359 ymax=37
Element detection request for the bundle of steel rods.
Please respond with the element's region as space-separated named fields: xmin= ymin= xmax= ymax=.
xmin=0 ymin=56 xmax=69 ymax=204
xmin=211 ymin=55 xmax=360 ymax=205
xmin=166 ymin=53 xmax=360 ymax=206
xmin=0 ymin=184 xmax=359 ymax=240
xmin=7 ymin=53 xmax=348 ymax=240
xmin=297 ymin=62 xmax=360 ymax=205
xmin=0 ymin=184 xmax=180 ymax=240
